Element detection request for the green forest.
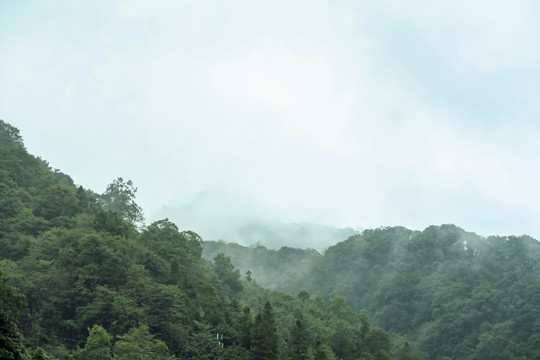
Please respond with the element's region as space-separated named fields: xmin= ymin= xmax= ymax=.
xmin=204 ymin=225 xmax=540 ymax=359
xmin=1 ymin=119 xmax=539 ymax=359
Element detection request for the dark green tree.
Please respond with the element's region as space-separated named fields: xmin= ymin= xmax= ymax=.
xmin=313 ymin=341 xmax=329 ymax=360
xmin=92 ymin=208 xmax=132 ymax=237
xmin=72 ymin=324 xmax=113 ymax=360
xmin=297 ymin=290 xmax=310 ymax=302
xmin=251 ymin=302 xmax=279 ymax=360
xmin=29 ymin=347 xmax=55 ymax=360
xmin=33 ymin=184 xmax=79 ymax=220
xmin=213 ymin=253 xmax=242 ymax=296
xmin=288 ymin=320 xmax=309 ymax=360
xmin=395 ymin=342 xmax=414 ymax=360
xmin=113 ymin=324 xmax=170 ymax=360
xmin=239 ymin=306 xmax=253 ymax=350
xmin=0 ymin=269 xmax=29 ymax=360
xmin=0 ymin=120 xmax=24 ymax=149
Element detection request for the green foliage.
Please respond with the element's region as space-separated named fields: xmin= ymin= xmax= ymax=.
xmin=289 ymin=320 xmax=309 ymax=360
xmin=213 ymin=253 xmax=242 ymax=297
xmin=0 ymin=269 xmax=29 ymax=360
xmin=33 ymin=184 xmax=79 ymax=220
xmin=251 ymin=302 xmax=279 ymax=360
xmin=0 ymin=119 xmax=24 ymax=149
xmin=92 ymin=208 xmax=132 ymax=238
xmin=113 ymin=324 xmax=171 ymax=360
xmin=29 ymin=347 xmax=56 ymax=360
xmin=213 ymin=225 xmax=540 ymax=360
xmin=72 ymin=324 xmax=113 ymax=360
xmin=99 ymin=177 xmax=144 ymax=224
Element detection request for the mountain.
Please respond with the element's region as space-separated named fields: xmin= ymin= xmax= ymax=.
xmin=0 ymin=119 xmax=399 ymax=360
xmin=207 ymin=225 xmax=540 ymax=360
xmin=4 ymin=118 xmax=539 ymax=359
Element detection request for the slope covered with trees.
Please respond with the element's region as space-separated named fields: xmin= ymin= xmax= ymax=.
xmin=0 ymin=119 xmax=399 ymax=359
xmin=206 ymin=226 xmax=540 ymax=359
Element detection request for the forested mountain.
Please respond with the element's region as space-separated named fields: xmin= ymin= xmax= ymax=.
xmin=3 ymin=118 xmax=539 ymax=359
xmin=205 ymin=227 xmax=540 ymax=359
xmin=0 ymin=119 xmax=400 ymax=359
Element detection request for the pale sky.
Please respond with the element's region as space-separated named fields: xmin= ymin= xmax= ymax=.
xmin=1 ymin=0 xmax=539 ymax=243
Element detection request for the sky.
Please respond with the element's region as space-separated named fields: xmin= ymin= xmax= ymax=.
xmin=1 ymin=0 xmax=540 ymax=244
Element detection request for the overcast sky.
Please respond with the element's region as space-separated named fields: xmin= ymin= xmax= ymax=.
xmin=1 ymin=0 xmax=539 ymax=243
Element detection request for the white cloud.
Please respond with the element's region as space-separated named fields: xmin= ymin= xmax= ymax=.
xmin=1 ymin=0 xmax=539 ymax=242
xmin=374 ymin=0 xmax=540 ymax=71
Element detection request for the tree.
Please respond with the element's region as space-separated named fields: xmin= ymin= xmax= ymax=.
xmin=0 ymin=269 xmax=28 ymax=360
xmin=251 ymin=302 xmax=279 ymax=360
xmin=99 ymin=178 xmax=144 ymax=224
xmin=72 ymin=324 xmax=113 ymax=360
xmin=142 ymin=219 xmax=202 ymax=260
xmin=0 ymin=120 xmax=24 ymax=149
xmin=313 ymin=341 xmax=329 ymax=360
xmin=364 ymin=327 xmax=392 ymax=360
xmin=92 ymin=208 xmax=131 ymax=237
xmin=297 ymin=290 xmax=310 ymax=302
xmin=33 ymin=184 xmax=79 ymax=220
xmin=113 ymin=324 xmax=170 ymax=360
xmin=395 ymin=342 xmax=414 ymax=360
xmin=29 ymin=347 xmax=54 ymax=360
xmin=239 ymin=306 xmax=253 ymax=350
xmin=213 ymin=253 xmax=242 ymax=296
xmin=289 ymin=320 xmax=309 ymax=360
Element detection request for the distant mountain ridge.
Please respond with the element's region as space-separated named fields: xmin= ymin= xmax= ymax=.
xmin=152 ymin=193 xmax=358 ymax=250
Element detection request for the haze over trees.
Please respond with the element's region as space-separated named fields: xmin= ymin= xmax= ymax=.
xmin=204 ymin=226 xmax=540 ymax=359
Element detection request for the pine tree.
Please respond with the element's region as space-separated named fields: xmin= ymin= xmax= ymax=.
xmin=239 ymin=306 xmax=253 ymax=350
xmin=251 ymin=302 xmax=279 ymax=360
xmin=289 ymin=319 xmax=309 ymax=360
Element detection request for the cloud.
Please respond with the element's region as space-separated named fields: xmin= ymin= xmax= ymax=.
xmin=369 ymin=0 xmax=540 ymax=71
xmin=1 ymin=0 xmax=539 ymax=242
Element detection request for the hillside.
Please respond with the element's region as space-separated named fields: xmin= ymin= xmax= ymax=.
xmin=206 ymin=226 xmax=540 ymax=359
xmin=0 ymin=119 xmax=402 ymax=360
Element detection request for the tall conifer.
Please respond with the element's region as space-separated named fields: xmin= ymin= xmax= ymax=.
xmin=251 ymin=302 xmax=279 ymax=360
xmin=289 ymin=319 xmax=309 ymax=360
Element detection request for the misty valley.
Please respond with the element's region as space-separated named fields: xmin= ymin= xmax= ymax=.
xmin=1 ymin=119 xmax=539 ymax=360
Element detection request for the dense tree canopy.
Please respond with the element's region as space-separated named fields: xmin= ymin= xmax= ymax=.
xmin=207 ymin=226 xmax=540 ymax=360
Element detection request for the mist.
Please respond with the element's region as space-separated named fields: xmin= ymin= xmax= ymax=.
xmin=2 ymin=1 xmax=540 ymax=245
